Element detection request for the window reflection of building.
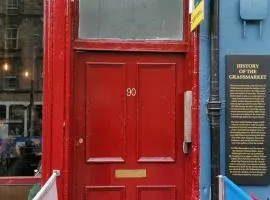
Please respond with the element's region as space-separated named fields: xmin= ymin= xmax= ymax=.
xmin=9 ymin=105 xmax=24 ymax=136
xmin=4 ymin=27 xmax=19 ymax=50
xmin=33 ymin=105 xmax=42 ymax=136
xmin=0 ymin=0 xmax=43 ymax=92
xmin=0 ymin=0 xmax=43 ymax=178
xmin=7 ymin=0 xmax=19 ymax=9
xmin=0 ymin=102 xmax=42 ymax=176
xmin=0 ymin=106 xmax=7 ymax=139
xmin=0 ymin=102 xmax=42 ymax=137
xmin=0 ymin=106 xmax=6 ymax=120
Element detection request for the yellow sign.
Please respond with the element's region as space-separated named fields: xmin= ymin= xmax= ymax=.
xmin=191 ymin=0 xmax=204 ymax=31
xmin=115 ymin=169 xmax=146 ymax=178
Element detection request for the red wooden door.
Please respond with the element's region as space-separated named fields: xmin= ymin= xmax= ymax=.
xmin=74 ymin=51 xmax=185 ymax=200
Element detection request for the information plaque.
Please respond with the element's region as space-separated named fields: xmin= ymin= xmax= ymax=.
xmin=226 ymin=55 xmax=270 ymax=185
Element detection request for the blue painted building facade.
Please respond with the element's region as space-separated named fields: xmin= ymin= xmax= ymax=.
xmin=200 ymin=0 xmax=270 ymax=199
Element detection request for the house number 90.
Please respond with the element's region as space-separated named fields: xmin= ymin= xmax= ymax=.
xmin=126 ymin=88 xmax=136 ymax=96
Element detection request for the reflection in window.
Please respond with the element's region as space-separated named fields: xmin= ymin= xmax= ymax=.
xmin=0 ymin=104 xmax=42 ymax=176
xmin=9 ymin=105 xmax=25 ymax=136
xmin=7 ymin=0 xmax=19 ymax=10
xmin=33 ymin=105 xmax=42 ymax=136
xmin=4 ymin=27 xmax=19 ymax=49
xmin=3 ymin=75 xmax=17 ymax=90
xmin=0 ymin=0 xmax=43 ymax=180
xmin=0 ymin=106 xmax=7 ymax=139
xmin=0 ymin=106 xmax=6 ymax=120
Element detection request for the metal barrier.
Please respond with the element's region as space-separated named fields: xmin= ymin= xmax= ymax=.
xmin=33 ymin=170 xmax=60 ymax=200
xmin=218 ymin=175 xmax=224 ymax=200
xmin=218 ymin=175 xmax=252 ymax=200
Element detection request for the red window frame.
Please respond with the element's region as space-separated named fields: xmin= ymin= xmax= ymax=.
xmin=0 ymin=177 xmax=40 ymax=185
xmin=73 ymin=0 xmax=190 ymax=52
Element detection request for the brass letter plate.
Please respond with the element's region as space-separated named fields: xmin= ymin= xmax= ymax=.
xmin=115 ymin=169 xmax=146 ymax=178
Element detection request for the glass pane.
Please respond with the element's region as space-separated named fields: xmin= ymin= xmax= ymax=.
xmin=9 ymin=105 xmax=25 ymax=136
xmin=0 ymin=106 xmax=6 ymax=120
xmin=0 ymin=0 xmax=43 ymax=178
xmin=33 ymin=105 xmax=42 ymax=137
xmin=79 ymin=0 xmax=183 ymax=40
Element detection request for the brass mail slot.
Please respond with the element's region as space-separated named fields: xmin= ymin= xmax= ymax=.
xmin=115 ymin=169 xmax=146 ymax=178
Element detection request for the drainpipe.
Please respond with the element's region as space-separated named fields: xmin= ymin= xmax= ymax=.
xmin=207 ymin=0 xmax=221 ymax=199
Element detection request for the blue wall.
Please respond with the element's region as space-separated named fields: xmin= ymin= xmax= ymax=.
xmin=200 ymin=0 xmax=270 ymax=199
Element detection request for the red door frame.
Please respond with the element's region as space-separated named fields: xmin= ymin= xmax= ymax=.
xmin=42 ymin=0 xmax=199 ymax=200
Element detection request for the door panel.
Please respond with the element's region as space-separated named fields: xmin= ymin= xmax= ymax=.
xmin=74 ymin=52 xmax=185 ymax=200
xmin=86 ymin=62 xmax=127 ymax=163
xmin=137 ymin=186 xmax=176 ymax=200
xmin=86 ymin=186 xmax=126 ymax=200
xmin=137 ymin=63 xmax=176 ymax=162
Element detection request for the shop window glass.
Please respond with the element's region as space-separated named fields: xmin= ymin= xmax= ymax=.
xmin=33 ymin=105 xmax=42 ymax=137
xmin=0 ymin=106 xmax=7 ymax=139
xmin=0 ymin=1 xmax=43 ymax=193
xmin=4 ymin=27 xmax=19 ymax=50
xmin=0 ymin=106 xmax=6 ymax=120
xmin=0 ymin=104 xmax=42 ymax=176
xmin=7 ymin=0 xmax=19 ymax=10
xmin=9 ymin=105 xmax=25 ymax=136
xmin=6 ymin=0 xmax=19 ymax=15
xmin=79 ymin=0 xmax=183 ymax=40
xmin=3 ymin=76 xmax=17 ymax=90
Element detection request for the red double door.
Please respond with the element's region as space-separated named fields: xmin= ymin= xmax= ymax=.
xmin=74 ymin=51 xmax=186 ymax=200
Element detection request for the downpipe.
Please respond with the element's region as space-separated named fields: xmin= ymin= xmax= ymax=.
xmin=207 ymin=0 xmax=221 ymax=199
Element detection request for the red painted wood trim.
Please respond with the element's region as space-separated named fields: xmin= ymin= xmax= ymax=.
xmin=63 ymin=0 xmax=73 ymax=199
xmin=49 ymin=0 xmax=65 ymax=198
xmin=42 ymin=0 xmax=53 ymax=184
xmin=183 ymin=28 xmax=199 ymax=200
xmin=0 ymin=177 xmax=41 ymax=185
xmin=43 ymin=1 xmax=71 ymax=200
xmin=190 ymin=30 xmax=200 ymax=200
xmin=74 ymin=40 xmax=189 ymax=53
xmin=183 ymin=0 xmax=191 ymax=48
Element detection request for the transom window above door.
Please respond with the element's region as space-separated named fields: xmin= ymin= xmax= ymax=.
xmin=78 ymin=0 xmax=183 ymax=40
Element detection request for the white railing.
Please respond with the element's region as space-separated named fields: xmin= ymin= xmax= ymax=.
xmin=218 ymin=175 xmax=253 ymax=200
xmin=218 ymin=175 xmax=224 ymax=200
xmin=33 ymin=170 xmax=60 ymax=200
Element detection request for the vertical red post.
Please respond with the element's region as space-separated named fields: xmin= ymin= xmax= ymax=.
xmin=42 ymin=0 xmax=72 ymax=199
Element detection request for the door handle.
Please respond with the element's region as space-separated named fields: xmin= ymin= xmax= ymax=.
xmin=183 ymin=91 xmax=192 ymax=154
